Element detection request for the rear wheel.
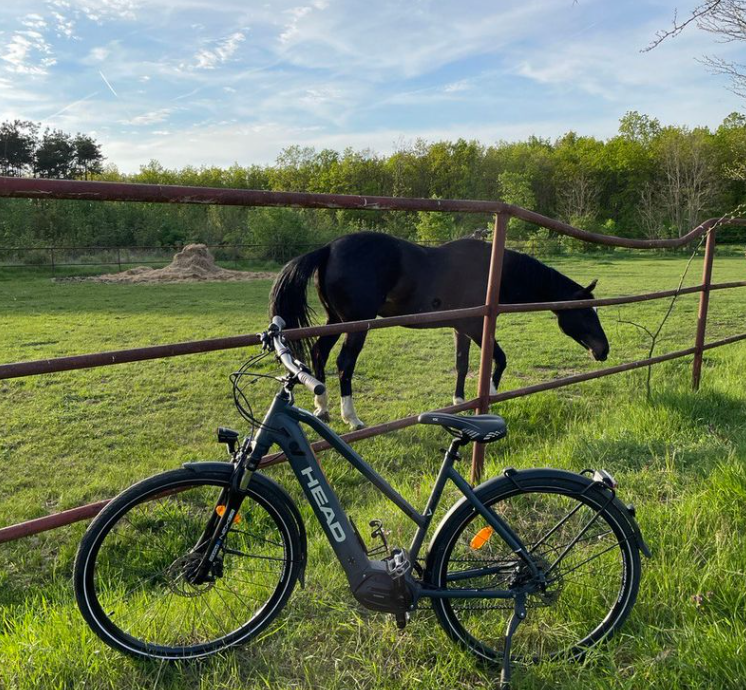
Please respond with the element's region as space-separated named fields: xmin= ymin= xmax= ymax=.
xmin=426 ymin=472 xmax=641 ymax=664
xmin=74 ymin=468 xmax=303 ymax=660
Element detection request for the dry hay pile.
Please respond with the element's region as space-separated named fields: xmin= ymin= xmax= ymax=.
xmin=89 ymin=244 xmax=276 ymax=284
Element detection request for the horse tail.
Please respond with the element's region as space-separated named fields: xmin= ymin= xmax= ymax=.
xmin=269 ymin=244 xmax=330 ymax=362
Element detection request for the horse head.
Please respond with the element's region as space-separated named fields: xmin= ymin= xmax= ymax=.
xmin=554 ymin=279 xmax=609 ymax=362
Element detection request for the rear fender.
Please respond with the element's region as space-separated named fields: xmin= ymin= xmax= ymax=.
xmin=427 ymin=467 xmax=650 ymax=561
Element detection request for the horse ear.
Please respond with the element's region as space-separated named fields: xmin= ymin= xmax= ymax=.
xmin=584 ymin=279 xmax=598 ymax=295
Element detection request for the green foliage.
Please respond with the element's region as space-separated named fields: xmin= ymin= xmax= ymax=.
xmin=249 ymin=207 xmax=315 ymax=261
xmin=498 ymin=170 xmax=536 ymax=238
xmin=415 ymin=197 xmax=457 ymax=243
xmin=0 ymin=120 xmax=104 ymax=180
xmin=3 ymin=112 xmax=746 ymax=252
xmin=0 ymin=120 xmax=37 ymax=176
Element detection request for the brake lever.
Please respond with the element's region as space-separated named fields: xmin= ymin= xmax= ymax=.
xmin=258 ymin=330 xmax=272 ymax=351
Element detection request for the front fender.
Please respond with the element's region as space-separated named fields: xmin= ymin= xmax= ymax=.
xmin=182 ymin=460 xmax=234 ymax=476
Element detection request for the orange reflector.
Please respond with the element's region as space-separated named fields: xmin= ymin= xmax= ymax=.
xmin=215 ymin=505 xmax=241 ymax=524
xmin=470 ymin=526 xmax=494 ymax=550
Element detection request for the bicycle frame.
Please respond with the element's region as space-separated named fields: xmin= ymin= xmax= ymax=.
xmin=237 ymin=389 xmax=539 ymax=603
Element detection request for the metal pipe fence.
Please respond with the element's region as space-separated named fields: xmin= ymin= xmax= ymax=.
xmin=1 ymin=175 xmax=745 ymax=544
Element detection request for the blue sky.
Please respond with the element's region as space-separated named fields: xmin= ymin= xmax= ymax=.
xmin=0 ymin=0 xmax=743 ymax=172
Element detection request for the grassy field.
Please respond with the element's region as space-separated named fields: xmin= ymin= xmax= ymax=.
xmin=1 ymin=249 xmax=746 ymax=689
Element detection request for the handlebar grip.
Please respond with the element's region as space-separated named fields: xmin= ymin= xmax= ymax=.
xmin=296 ymin=370 xmax=326 ymax=396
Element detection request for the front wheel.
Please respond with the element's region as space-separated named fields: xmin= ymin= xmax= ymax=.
xmin=425 ymin=470 xmax=642 ymax=664
xmin=74 ymin=467 xmax=303 ymax=660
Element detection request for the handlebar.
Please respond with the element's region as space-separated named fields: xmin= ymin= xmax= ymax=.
xmin=266 ymin=316 xmax=326 ymax=396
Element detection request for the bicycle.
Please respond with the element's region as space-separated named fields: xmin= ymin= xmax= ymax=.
xmin=74 ymin=317 xmax=650 ymax=688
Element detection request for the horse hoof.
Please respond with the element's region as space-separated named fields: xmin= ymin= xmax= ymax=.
xmin=315 ymin=410 xmax=331 ymax=422
xmin=349 ymin=422 xmax=366 ymax=431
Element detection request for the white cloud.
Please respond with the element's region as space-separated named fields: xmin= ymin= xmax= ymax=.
xmin=512 ymin=13 xmax=739 ymax=105
xmin=193 ymin=31 xmax=246 ymax=70
xmin=279 ymin=6 xmax=313 ymax=44
xmin=443 ymin=80 xmax=471 ymax=94
xmin=74 ymin=0 xmax=140 ymax=23
xmin=0 ymin=75 xmax=51 ymax=104
xmin=1 ymin=30 xmax=56 ymax=75
xmin=123 ymin=108 xmax=173 ymax=125
xmin=88 ymin=46 xmax=110 ymax=61
xmin=50 ymin=10 xmax=76 ymax=39
xmin=21 ymin=14 xmax=47 ymax=30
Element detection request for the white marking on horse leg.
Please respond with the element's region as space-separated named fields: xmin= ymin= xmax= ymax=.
xmin=314 ymin=392 xmax=330 ymax=421
xmin=453 ymin=396 xmax=465 ymax=406
xmin=341 ymin=395 xmax=365 ymax=430
xmin=489 ymin=380 xmax=498 ymax=396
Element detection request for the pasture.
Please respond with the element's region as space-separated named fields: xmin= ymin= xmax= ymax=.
xmin=1 ymin=250 xmax=746 ymax=689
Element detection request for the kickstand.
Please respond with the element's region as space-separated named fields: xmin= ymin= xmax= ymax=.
xmin=500 ymin=593 xmax=527 ymax=690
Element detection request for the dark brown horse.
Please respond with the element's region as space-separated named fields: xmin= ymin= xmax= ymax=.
xmin=270 ymin=231 xmax=608 ymax=429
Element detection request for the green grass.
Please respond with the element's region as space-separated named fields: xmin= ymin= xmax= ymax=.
xmin=1 ymin=250 xmax=746 ymax=689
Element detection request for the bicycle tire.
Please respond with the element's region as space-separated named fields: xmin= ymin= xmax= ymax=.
xmin=425 ymin=469 xmax=642 ymax=664
xmin=74 ymin=466 xmax=304 ymax=660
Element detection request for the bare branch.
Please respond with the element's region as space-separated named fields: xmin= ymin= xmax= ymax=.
xmin=698 ymin=54 xmax=746 ymax=97
xmin=643 ymin=1 xmax=724 ymax=52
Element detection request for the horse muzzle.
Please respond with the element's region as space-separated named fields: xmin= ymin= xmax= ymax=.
xmin=590 ymin=344 xmax=609 ymax=362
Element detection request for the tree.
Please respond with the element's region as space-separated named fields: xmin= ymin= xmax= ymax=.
xmin=553 ymin=132 xmax=604 ymax=227
xmin=35 ymin=129 xmax=76 ymax=179
xmin=73 ymin=134 xmax=104 ymax=179
xmin=0 ymin=120 xmax=37 ymax=176
xmin=656 ymin=127 xmax=722 ymax=236
xmin=497 ymin=171 xmax=536 ymax=238
xmin=637 ymin=182 xmax=669 ymax=239
xmin=618 ymin=111 xmax=662 ymax=144
xmin=249 ymin=207 xmax=311 ymax=262
xmin=415 ymin=207 xmax=456 ymax=244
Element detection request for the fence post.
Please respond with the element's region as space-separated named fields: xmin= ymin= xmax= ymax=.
xmin=470 ymin=213 xmax=508 ymax=484
xmin=50 ymin=247 xmax=55 ymax=275
xmin=117 ymin=247 xmax=122 ymax=271
xmin=692 ymin=230 xmax=716 ymax=390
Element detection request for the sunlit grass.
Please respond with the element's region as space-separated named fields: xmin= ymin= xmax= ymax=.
xmin=1 ymin=250 xmax=746 ymax=688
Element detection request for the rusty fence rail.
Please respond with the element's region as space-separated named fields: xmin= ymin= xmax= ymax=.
xmin=1 ymin=175 xmax=746 ymax=544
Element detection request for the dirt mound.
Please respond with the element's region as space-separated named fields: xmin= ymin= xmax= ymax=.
xmin=88 ymin=244 xmax=276 ymax=283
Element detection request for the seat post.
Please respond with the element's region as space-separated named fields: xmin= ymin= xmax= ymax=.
xmin=445 ymin=437 xmax=467 ymax=462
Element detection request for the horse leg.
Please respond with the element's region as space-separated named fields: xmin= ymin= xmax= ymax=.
xmin=337 ymin=331 xmax=368 ymax=430
xmin=453 ymin=330 xmax=470 ymax=405
xmin=467 ymin=330 xmax=507 ymax=396
xmin=310 ymin=328 xmax=340 ymax=422
xmin=491 ymin=341 xmax=507 ymax=394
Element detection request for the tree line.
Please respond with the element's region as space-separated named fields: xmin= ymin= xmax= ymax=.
xmin=0 ymin=120 xmax=104 ymax=180
xmin=1 ymin=111 xmax=745 ymax=257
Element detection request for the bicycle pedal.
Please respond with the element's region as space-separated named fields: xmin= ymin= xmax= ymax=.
xmin=385 ymin=548 xmax=411 ymax=580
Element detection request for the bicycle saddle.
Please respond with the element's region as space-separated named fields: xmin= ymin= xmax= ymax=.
xmin=417 ymin=412 xmax=507 ymax=443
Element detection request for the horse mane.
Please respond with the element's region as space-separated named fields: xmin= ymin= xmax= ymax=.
xmin=512 ymin=250 xmax=584 ymax=301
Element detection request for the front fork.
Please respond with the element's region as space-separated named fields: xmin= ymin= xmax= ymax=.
xmin=189 ymin=436 xmax=265 ymax=584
